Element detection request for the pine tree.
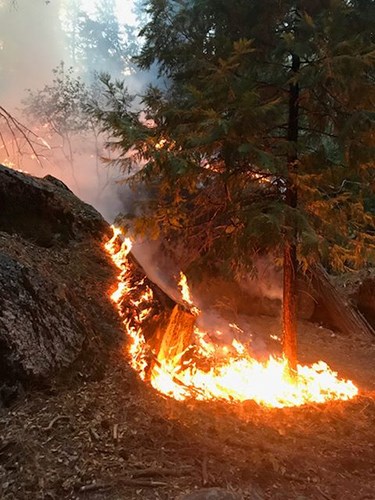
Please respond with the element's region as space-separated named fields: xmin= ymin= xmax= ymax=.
xmin=92 ymin=0 xmax=375 ymax=371
xmin=61 ymin=0 xmax=139 ymax=78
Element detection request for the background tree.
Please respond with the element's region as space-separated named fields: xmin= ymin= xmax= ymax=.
xmin=62 ymin=0 xmax=140 ymax=79
xmin=23 ymin=62 xmax=90 ymax=188
xmin=91 ymin=0 xmax=375 ymax=371
xmin=0 ymin=0 xmax=65 ymax=165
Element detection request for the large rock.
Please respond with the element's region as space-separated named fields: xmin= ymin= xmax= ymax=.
xmin=0 ymin=165 xmax=122 ymax=391
xmin=0 ymin=165 xmax=108 ymax=246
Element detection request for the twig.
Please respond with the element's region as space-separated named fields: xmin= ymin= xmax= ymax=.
xmin=79 ymin=478 xmax=168 ymax=492
xmin=79 ymin=483 xmax=111 ymax=492
xmin=0 ymin=106 xmax=45 ymax=166
xmin=89 ymin=427 xmax=100 ymax=441
xmin=43 ymin=415 xmax=70 ymax=431
xmin=0 ymin=129 xmax=10 ymax=156
xmin=201 ymin=454 xmax=209 ymax=486
xmin=113 ymin=423 xmax=119 ymax=443
xmin=119 ymin=478 xmax=168 ymax=487
xmin=131 ymin=466 xmax=193 ymax=478
xmin=315 ymin=485 xmax=334 ymax=500
xmin=149 ymin=352 xmax=206 ymax=399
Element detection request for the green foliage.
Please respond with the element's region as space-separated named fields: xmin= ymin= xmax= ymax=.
xmin=91 ymin=0 xmax=375 ymax=275
xmin=23 ymin=62 xmax=90 ymax=137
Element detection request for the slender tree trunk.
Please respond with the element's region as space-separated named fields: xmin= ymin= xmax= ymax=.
xmin=283 ymin=52 xmax=300 ymax=374
xmin=283 ymin=238 xmax=298 ymax=372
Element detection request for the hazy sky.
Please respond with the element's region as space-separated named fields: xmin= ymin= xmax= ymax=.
xmin=81 ymin=0 xmax=137 ymax=24
xmin=0 ymin=0 xmax=142 ymax=218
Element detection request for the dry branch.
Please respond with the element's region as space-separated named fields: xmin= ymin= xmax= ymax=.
xmin=130 ymin=466 xmax=193 ymax=478
xmin=79 ymin=478 xmax=168 ymax=492
xmin=43 ymin=415 xmax=70 ymax=431
xmin=0 ymin=106 xmax=47 ymax=166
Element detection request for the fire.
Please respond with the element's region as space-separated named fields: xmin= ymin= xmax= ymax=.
xmin=178 ymin=272 xmax=200 ymax=316
xmin=155 ymin=138 xmax=167 ymax=150
xmin=105 ymin=226 xmax=359 ymax=408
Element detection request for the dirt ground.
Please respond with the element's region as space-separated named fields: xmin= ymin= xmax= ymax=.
xmin=1 ymin=318 xmax=375 ymax=500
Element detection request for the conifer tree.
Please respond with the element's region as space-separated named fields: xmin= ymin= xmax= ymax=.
xmin=92 ymin=0 xmax=375 ymax=371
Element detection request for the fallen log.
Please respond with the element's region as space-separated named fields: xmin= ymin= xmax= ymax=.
xmin=114 ymin=246 xmax=197 ymax=372
xmin=307 ymin=264 xmax=375 ymax=338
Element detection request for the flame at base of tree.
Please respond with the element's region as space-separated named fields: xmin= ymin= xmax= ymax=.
xmin=105 ymin=226 xmax=358 ymax=408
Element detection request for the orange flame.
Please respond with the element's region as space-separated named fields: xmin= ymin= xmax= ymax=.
xmin=105 ymin=226 xmax=359 ymax=408
xmin=178 ymin=272 xmax=200 ymax=316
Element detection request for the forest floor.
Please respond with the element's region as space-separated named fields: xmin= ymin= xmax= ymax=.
xmin=1 ymin=317 xmax=375 ymax=500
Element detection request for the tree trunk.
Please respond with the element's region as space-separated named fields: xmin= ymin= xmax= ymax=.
xmin=283 ymin=52 xmax=300 ymax=373
xmin=283 ymin=242 xmax=298 ymax=371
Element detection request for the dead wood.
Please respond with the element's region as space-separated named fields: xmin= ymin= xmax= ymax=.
xmin=120 ymin=478 xmax=168 ymax=487
xmin=43 ymin=415 xmax=70 ymax=431
xmin=153 ymin=305 xmax=195 ymax=361
xmin=112 ymin=423 xmax=119 ymax=443
xmin=79 ymin=483 xmax=111 ymax=492
xmin=79 ymin=478 xmax=168 ymax=491
xmin=307 ymin=265 xmax=375 ymax=338
xmin=127 ymin=252 xmax=177 ymax=310
xmin=130 ymin=466 xmax=193 ymax=478
xmin=201 ymin=454 xmax=209 ymax=486
xmin=315 ymin=485 xmax=334 ymax=500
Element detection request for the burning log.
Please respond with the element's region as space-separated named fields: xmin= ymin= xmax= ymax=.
xmin=122 ymin=256 xmax=197 ymax=379
xmin=152 ymin=305 xmax=196 ymax=368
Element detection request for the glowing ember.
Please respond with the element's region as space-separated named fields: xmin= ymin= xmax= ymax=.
xmin=105 ymin=226 xmax=359 ymax=408
xmin=155 ymin=138 xmax=167 ymax=150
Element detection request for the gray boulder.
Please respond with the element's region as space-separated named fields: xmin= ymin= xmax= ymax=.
xmin=0 ymin=165 xmax=121 ymax=392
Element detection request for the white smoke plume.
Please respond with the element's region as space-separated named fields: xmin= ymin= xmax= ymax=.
xmin=0 ymin=0 xmax=150 ymax=221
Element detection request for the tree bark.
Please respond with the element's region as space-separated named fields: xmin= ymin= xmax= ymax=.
xmin=283 ymin=52 xmax=300 ymax=373
xmin=283 ymin=242 xmax=298 ymax=371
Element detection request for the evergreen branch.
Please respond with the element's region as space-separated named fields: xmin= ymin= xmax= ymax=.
xmin=298 ymin=127 xmax=338 ymax=139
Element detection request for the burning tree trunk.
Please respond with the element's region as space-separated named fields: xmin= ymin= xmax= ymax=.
xmin=282 ymin=52 xmax=300 ymax=373
xmin=150 ymin=305 xmax=196 ymax=378
xmin=154 ymin=305 xmax=196 ymax=362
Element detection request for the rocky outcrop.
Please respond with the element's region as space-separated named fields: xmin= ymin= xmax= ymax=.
xmin=0 ymin=165 xmax=121 ymax=392
xmin=0 ymin=165 xmax=108 ymax=246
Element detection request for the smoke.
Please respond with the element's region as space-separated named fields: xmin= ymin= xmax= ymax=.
xmin=239 ymin=256 xmax=283 ymax=302
xmin=131 ymin=238 xmax=182 ymax=303
xmin=0 ymin=0 xmax=153 ymax=222
xmin=0 ymin=0 xmax=65 ymax=108
xmin=0 ymin=1 xmax=283 ymax=345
